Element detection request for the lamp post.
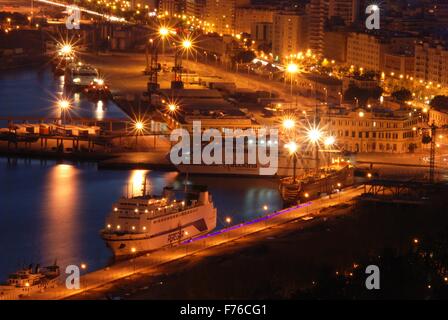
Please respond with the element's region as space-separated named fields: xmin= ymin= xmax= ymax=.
xmin=181 ymin=38 xmax=193 ymax=84
xmin=286 ymin=63 xmax=298 ymax=96
xmin=134 ymin=121 xmax=144 ymax=147
xmin=57 ymin=99 xmax=70 ymax=125
xmin=131 ymin=247 xmax=137 ymax=273
xmin=324 ymin=136 xmax=336 ymax=166
xmin=285 ymin=141 xmax=298 ymax=182
xmin=159 ymin=26 xmax=169 ymax=55
xmin=307 ymin=126 xmax=322 ymax=170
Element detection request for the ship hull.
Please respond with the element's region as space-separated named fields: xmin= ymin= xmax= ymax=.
xmin=102 ymin=205 xmax=217 ymax=257
xmin=176 ymin=163 xmax=299 ymax=178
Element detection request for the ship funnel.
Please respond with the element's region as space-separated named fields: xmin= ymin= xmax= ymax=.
xmin=198 ymin=191 xmax=209 ymax=204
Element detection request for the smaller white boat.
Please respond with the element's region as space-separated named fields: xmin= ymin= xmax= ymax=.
xmin=0 ymin=263 xmax=60 ymax=298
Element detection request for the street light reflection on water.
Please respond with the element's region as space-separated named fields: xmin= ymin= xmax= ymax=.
xmin=41 ymin=164 xmax=81 ymax=269
xmin=95 ymin=100 xmax=105 ymax=120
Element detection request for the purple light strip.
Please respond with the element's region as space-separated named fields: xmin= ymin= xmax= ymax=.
xmin=182 ymin=201 xmax=313 ymax=244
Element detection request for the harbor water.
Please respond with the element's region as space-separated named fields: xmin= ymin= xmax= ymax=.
xmin=0 ymin=67 xmax=283 ymax=281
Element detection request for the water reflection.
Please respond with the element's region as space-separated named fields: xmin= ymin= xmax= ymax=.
xmin=0 ymin=66 xmax=126 ymax=120
xmin=41 ymin=164 xmax=80 ymax=267
xmin=128 ymin=169 xmax=149 ymax=197
xmin=95 ymin=100 xmax=105 ymax=120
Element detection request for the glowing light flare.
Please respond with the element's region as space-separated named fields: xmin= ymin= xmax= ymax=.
xmin=58 ymin=99 xmax=71 ymax=110
xmin=135 ymin=121 xmax=144 ymax=131
xmin=159 ymin=26 xmax=169 ymax=37
xmin=324 ymin=136 xmax=336 ymax=147
xmin=168 ymin=104 xmax=178 ymax=112
xmin=286 ymin=63 xmax=298 ymax=74
xmin=307 ymin=127 xmax=322 ymax=143
xmin=282 ymin=117 xmax=296 ymax=130
xmin=60 ymin=44 xmax=73 ymax=55
xmin=285 ymin=141 xmax=298 ymax=155
xmin=182 ymin=39 xmax=192 ymax=49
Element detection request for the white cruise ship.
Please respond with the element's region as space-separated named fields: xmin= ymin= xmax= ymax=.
xmin=175 ymin=149 xmax=318 ymax=177
xmin=101 ymin=185 xmax=217 ymax=257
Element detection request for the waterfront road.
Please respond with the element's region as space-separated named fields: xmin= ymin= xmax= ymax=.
xmin=6 ymin=185 xmax=364 ymax=300
xmin=81 ymin=52 xmax=317 ymax=125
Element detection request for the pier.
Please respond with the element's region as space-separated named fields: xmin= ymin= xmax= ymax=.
xmin=0 ymin=116 xmax=174 ymax=169
xmin=356 ymin=179 xmax=447 ymax=205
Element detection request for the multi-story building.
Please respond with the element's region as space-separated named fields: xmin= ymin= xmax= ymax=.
xmin=346 ymin=32 xmax=388 ymax=72
xmin=323 ymin=109 xmax=422 ymax=153
xmin=414 ymin=42 xmax=448 ymax=87
xmin=383 ymin=52 xmax=415 ymax=78
xmin=307 ymin=0 xmax=327 ymax=56
xmin=323 ymin=29 xmax=347 ymax=63
xmin=272 ymin=11 xmax=308 ymax=62
xmin=328 ymin=0 xmax=359 ymax=25
xmin=429 ymin=108 xmax=448 ymax=127
xmin=307 ymin=0 xmax=359 ymax=56
xmin=234 ymin=6 xmax=275 ymax=34
xmin=204 ymin=0 xmax=250 ymax=35
xmin=251 ymin=22 xmax=273 ymax=47
xmin=158 ymin=0 xmax=200 ymax=16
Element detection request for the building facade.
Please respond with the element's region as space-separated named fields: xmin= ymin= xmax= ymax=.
xmin=383 ymin=52 xmax=415 ymax=78
xmin=429 ymin=108 xmax=448 ymax=127
xmin=323 ymin=109 xmax=422 ymax=153
xmin=328 ymin=0 xmax=359 ymax=25
xmin=414 ymin=42 xmax=448 ymax=87
xmin=251 ymin=22 xmax=273 ymax=47
xmin=346 ymin=32 xmax=388 ymax=72
xmin=272 ymin=11 xmax=308 ymax=62
xmin=323 ymin=29 xmax=347 ymax=63
xmin=307 ymin=0 xmax=327 ymax=56
xmin=234 ymin=6 xmax=275 ymax=34
xmin=204 ymin=0 xmax=250 ymax=35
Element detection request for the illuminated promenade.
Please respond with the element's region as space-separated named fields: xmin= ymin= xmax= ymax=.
xmin=0 ymin=185 xmax=364 ymax=300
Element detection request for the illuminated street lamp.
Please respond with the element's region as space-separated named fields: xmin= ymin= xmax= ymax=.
xmin=182 ymin=39 xmax=192 ymax=49
xmin=307 ymin=125 xmax=323 ymax=169
xmin=159 ymin=26 xmax=169 ymax=37
xmin=285 ymin=141 xmax=299 ymax=182
xmin=60 ymin=44 xmax=72 ymax=55
xmin=135 ymin=121 xmax=144 ymax=131
xmin=324 ymin=136 xmax=336 ymax=148
xmin=287 ymin=63 xmax=298 ymax=73
xmin=168 ymin=103 xmax=178 ymax=112
xmin=57 ymin=99 xmax=71 ymax=124
xmin=282 ymin=117 xmax=295 ymax=130
xmin=134 ymin=121 xmax=145 ymax=146
xmin=307 ymin=127 xmax=322 ymax=143
xmin=131 ymin=247 xmax=137 ymax=273
xmin=286 ymin=63 xmax=298 ymax=95
xmin=225 ymin=217 xmax=232 ymax=224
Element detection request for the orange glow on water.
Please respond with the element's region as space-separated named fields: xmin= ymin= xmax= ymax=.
xmin=41 ymin=164 xmax=80 ymax=264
